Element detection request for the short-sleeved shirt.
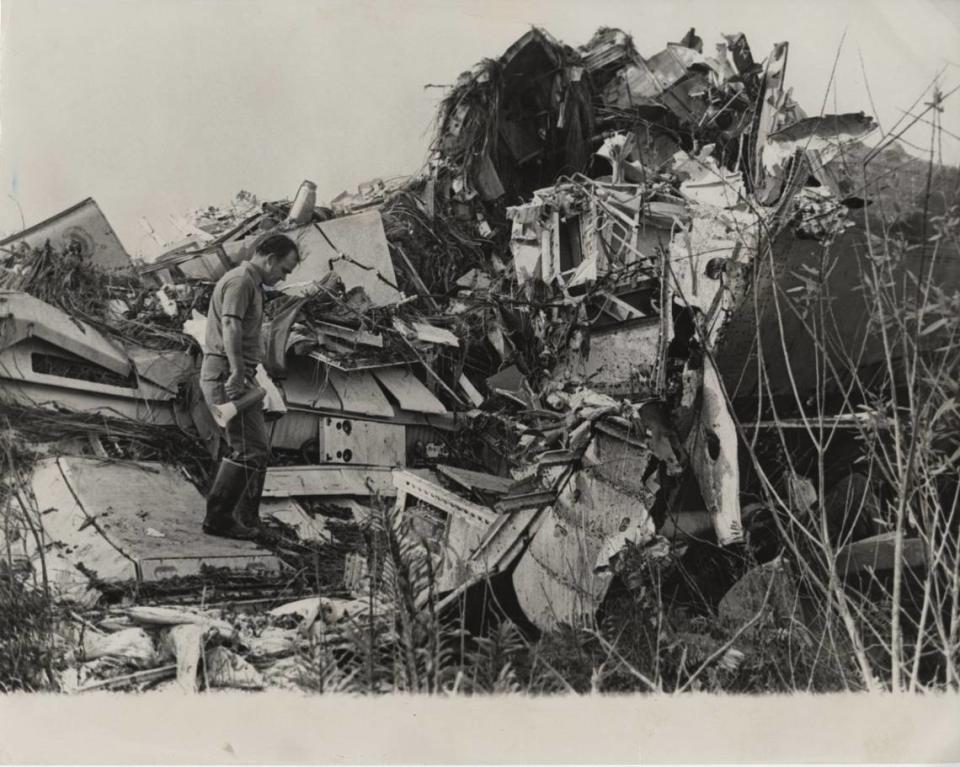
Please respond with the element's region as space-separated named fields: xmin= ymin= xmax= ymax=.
xmin=205 ymin=262 xmax=264 ymax=373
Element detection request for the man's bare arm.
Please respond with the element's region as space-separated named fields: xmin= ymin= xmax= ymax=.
xmin=222 ymin=316 xmax=246 ymax=397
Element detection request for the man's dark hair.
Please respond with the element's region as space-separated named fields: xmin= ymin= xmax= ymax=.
xmin=255 ymin=233 xmax=300 ymax=262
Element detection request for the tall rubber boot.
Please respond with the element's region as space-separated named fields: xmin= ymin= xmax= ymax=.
xmin=235 ymin=466 xmax=266 ymax=531
xmin=203 ymin=458 xmax=258 ymax=540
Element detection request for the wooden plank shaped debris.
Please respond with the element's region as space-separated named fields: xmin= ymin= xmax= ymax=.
xmin=263 ymin=465 xmax=396 ymax=498
xmin=326 ymin=367 xmax=396 ymax=418
xmin=458 ymin=373 xmax=485 ymax=407
xmin=52 ymin=457 xmax=281 ymax=583
xmin=437 ymin=464 xmax=515 ymax=496
xmin=392 ymin=469 xmax=498 ymax=528
xmin=392 ymin=317 xmax=460 ymax=348
xmin=373 ymin=367 xmax=447 ymax=415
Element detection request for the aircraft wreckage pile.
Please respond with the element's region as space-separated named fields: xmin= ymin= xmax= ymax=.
xmin=0 ymin=27 xmax=954 ymax=692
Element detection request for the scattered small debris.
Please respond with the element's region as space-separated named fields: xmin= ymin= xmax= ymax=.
xmin=0 ymin=21 xmax=954 ymax=695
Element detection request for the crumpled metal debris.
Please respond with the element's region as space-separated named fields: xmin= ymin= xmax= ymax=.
xmin=4 ymin=20 xmax=948 ymax=673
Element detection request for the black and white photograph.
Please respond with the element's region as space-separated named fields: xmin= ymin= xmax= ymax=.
xmin=0 ymin=0 xmax=958 ymax=762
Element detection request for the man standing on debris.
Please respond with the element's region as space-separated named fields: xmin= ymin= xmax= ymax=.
xmin=200 ymin=233 xmax=301 ymax=539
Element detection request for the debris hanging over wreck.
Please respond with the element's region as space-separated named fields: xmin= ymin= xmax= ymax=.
xmin=1 ymin=24 xmax=958 ymax=694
